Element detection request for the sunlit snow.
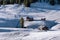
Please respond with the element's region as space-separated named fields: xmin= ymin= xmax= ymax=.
xmin=0 ymin=2 xmax=60 ymax=40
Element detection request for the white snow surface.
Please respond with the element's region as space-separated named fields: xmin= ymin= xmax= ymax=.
xmin=0 ymin=28 xmax=60 ymax=40
xmin=0 ymin=2 xmax=60 ymax=40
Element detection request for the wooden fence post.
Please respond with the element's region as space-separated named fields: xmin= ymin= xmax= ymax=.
xmin=20 ymin=17 xmax=24 ymax=28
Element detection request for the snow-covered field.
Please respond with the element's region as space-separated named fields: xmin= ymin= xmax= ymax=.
xmin=0 ymin=2 xmax=60 ymax=40
xmin=0 ymin=28 xmax=60 ymax=40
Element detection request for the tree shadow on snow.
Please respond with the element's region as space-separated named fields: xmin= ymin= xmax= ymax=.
xmin=0 ymin=18 xmax=20 ymax=28
xmin=27 ymin=20 xmax=58 ymax=29
xmin=0 ymin=18 xmax=58 ymax=30
xmin=0 ymin=29 xmax=18 ymax=32
xmin=30 ymin=5 xmax=60 ymax=11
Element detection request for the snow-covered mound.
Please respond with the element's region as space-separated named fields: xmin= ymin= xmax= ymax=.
xmin=24 ymin=20 xmax=57 ymax=29
xmin=51 ymin=24 xmax=60 ymax=30
xmin=0 ymin=28 xmax=60 ymax=40
xmin=22 ymin=30 xmax=60 ymax=40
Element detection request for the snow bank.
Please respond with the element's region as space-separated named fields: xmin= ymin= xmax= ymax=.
xmin=51 ymin=24 xmax=60 ymax=30
xmin=0 ymin=28 xmax=60 ymax=40
xmin=31 ymin=2 xmax=60 ymax=10
xmin=22 ymin=30 xmax=60 ymax=40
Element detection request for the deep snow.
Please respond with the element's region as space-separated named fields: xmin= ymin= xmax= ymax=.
xmin=0 ymin=2 xmax=60 ymax=40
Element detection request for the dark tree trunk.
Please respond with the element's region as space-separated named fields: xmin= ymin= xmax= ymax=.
xmin=49 ymin=0 xmax=56 ymax=5
xmin=24 ymin=0 xmax=30 ymax=7
xmin=57 ymin=0 xmax=60 ymax=4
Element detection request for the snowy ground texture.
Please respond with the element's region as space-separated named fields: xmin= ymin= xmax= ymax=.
xmin=0 ymin=2 xmax=60 ymax=40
